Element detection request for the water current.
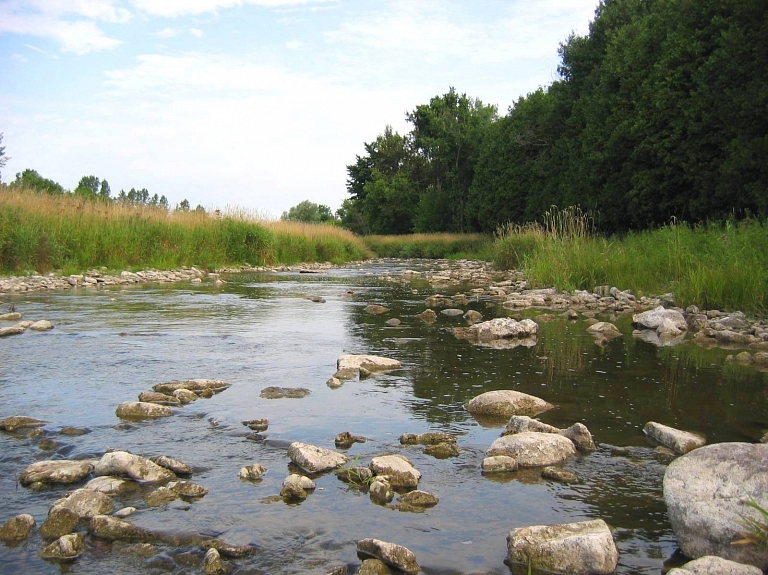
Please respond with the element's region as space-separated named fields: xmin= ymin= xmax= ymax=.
xmin=1 ymin=260 xmax=766 ymax=574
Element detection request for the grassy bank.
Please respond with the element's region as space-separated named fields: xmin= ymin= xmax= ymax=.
xmin=363 ymin=233 xmax=494 ymax=260
xmin=0 ymin=187 xmax=371 ymax=274
xmin=494 ymin=208 xmax=768 ymax=315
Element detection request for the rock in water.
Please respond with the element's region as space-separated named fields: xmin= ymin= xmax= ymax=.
xmin=644 ymin=421 xmax=706 ymax=454
xmin=94 ymin=451 xmax=176 ymax=484
xmin=633 ymin=306 xmax=687 ymax=331
xmin=487 ymin=432 xmax=576 ymax=468
xmin=0 ymin=415 xmax=47 ymax=431
xmin=19 ymin=460 xmax=94 ymax=486
xmin=239 ymin=464 xmax=267 ymax=480
xmin=0 ymin=514 xmax=36 ymax=541
xmin=336 ymin=354 xmax=401 ymax=373
xmin=39 ymin=507 xmax=80 ymax=540
xmin=507 ymin=519 xmax=619 ymax=575
xmin=203 ymin=547 xmax=227 ymax=574
xmin=357 ymin=538 xmax=420 ymax=574
xmin=52 ymin=488 xmax=114 ymax=518
xmin=152 ymin=379 xmax=230 ymax=395
xmin=115 ymin=401 xmax=172 ymax=419
xmin=41 ymin=533 xmax=85 ymax=560
xmin=168 ymin=480 xmax=208 ymax=499
xmin=663 ymin=443 xmax=768 ymax=569
xmin=369 ymin=455 xmax=421 ymax=488
xmin=466 ymin=390 xmax=553 ymax=418
xmin=89 ymin=515 xmax=155 ymax=543
xmin=454 ymin=317 xmax=538 ymax=342
xmin=287 ymin=442 xmax=348 ymax=473
xmin=667 ymin=556 xmax=763 ymax=575
xmin=150 ymin=455 xmax=193 ymax=476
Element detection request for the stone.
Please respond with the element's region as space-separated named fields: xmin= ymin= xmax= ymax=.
xmin=60 ymin=427 xmax=89 ymax=436
xmin=0 ymin=326 xmax=25 ymax=337
xmin=0 ymin=514 xmax=36 ymax=541
xmin=633 ymin=306 xmax=688 ymax=331
xmin=327 ymin=377 xmax=344 ymax=389
xmin=114 ymin=507 xmax=136 ymax=519
xmin=335 ymin=431 xmax=366 ymax=448
xmin=89 ymin=515 xmax=155 ymax=542
xmin=481 ymin=456 xmax=518 ymax=473
xmin=658 ymin=317 xmax=684 ymax=336
xmin=41 ymin=532 xmax=85 ymax=560
xmin=204 ymin=547 xmax=227 ymax=574
xmin=337 ymin=466 xmax=374 ymax=485
xmin=441 ymin=308 xmax=465 ymax=317
xmin=168 ymin=480 xmax=208 ymax=499
xmin=19 ymin=460 xmax=93 ymax=486
xmin=173 ymin=388 xmax=198 ymax=403
xmin=586 ymin=322 xmax=622 ymax=339
xmin=369 ymin=476 xmax=394 ymax=504
xmin=399 ymin=432 xmax=457 ymax=445
xmin=385 ymin=318 xmax=401 ymax=326
xmin=369 ymin=455 xmax=421 ymax=488
xmin=424 ymin=442 xmax=460 ymax=458
xmin=358 ymin=558 xmax=393 ymax=575
xmin=454 ymin=317 xmax=538 ymax=342
xmin=714 ymin=330 xmax=756 ymax=345
xmin=152 ymin=379 xmax=230 ymax=395
xmin=288 ymin=442 xmax=348 ymax=473
xmin=0 ymin=415 xmax=47 ymax=431
xmin=562 ymin=423 xmax=597 ymax=452
xmin=39 ymin=507 xmax=80 ymax=540
xmin=487 ymin=433 xmax=576 ymax=468
xmin=506 ymin=519 xmax=619 ymax=575
xmin=501 ymin=415 xmax=561 ymax=437
xmin=52 ymin=488 xmax=114 ymax=518
xmin=280 ymin=481 xmax=307 ymax=502
xmin=283 ymin=474 xmax=316 ymax=490
xmin=365 ymin=304 xmax=390 ymax=315
xmin=94 ymin=451 xmax=176 ymax=484
xmin=150 ymin=455 xmax=193 ymax=476
xmin=259 ymin=386 xmax=310 ymax=399
xmin=644 ymin=422 xmax=706 ymax=454
xmin=753 ymin=352 xmax=768 ymax=365
xmin=145 ymin=487 xmax=177 ymax=506
xmin=466 ymin=390 xmax=554 ymax=418
xmin=28 ymin=320 xmax=54 ymax=331
xmin=0 ymin=312 xmax=22 ymax=321
xmin=667 ymin=556 xmax=763 ymax=575
xmin=239 ymin=464 xmax=267 ymax=480
xmin=417 ymin=309 xmax=437 ymax=323
xmin=398 ymin=490 xmax=439 ymax=508
xmin=357 ymin=538 xmax=420 ymax=575
xmin=84 ymin=476 xmax=129 ymax=495
xmin=115 ymin=401 xmax=172 ymax=419
xmin=137 ymin=391 xmax=180 ymax=405
xmin=242 ymin=418 xmax=269 ymax=432
xmin=463 ymin=310 xmax=483 ymax=323
xmin=200 ymin=539 xmax=256 ymax=558
xmin=663 ymin=443 xmax=768 ymax=569
xmin=337 ymin=355 xmax=401 ymax=373
xmin=541 ymin=467 xmax=579 ymax=483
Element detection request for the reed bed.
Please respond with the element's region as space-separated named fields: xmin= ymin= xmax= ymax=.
xmin=494 ymin=207 xmax=768 ymax=315
xmin=363 ymin=233 xmax=494 ymax=260
xmin=0 ymin=187 xmax=371 ymax=274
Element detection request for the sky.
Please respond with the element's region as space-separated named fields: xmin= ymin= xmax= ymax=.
xmin=0 ymin=0 xmax=599 ymax=218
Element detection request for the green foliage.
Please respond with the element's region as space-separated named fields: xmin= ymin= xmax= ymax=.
xmin=734 ymin=499 xmax=768 ymax=549
xmin=0 ymin=133 xmax=8 ymax=183
xmin=73 ymin=175 xmax=100 ymax=197
xmin=10 ymin=169 xmax=65 ymax=195
xmin=281 ymin=200 xmax=335 ymax=224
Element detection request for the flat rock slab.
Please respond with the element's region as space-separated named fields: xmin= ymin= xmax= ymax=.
xmin=487 ymin=432 xmax=576 ymax=468
xmin=357 ymin=538 xmax=420 ymax=574
xmin=115 ymin=401 xmax=172 ymax=419
xmin=369 ymin=454 xmax=421 ymax=488
xmin=507 ymin=519 xmax=619 ymax=575
xmin=150 ymin=455 xmax=193 ymax=476
xmin=0 ymin=415 xmax=47 ymax=431
xmin=644 ymin=421 xmax=706 ymax=454
xmin=52 ymin=488 xmax=114 ymax=518
xmin=260 ymin=387 xmax=310 ymax=399
xmin=466 ymin=390 xmax=554 ymax=418
xmin=454 ymin=317 xmax=539 ymax=342
xmin=19 ymin=460 xmax=94 ymax=486
xmin=90 ymin=515 xmax=155 ymax=543
xmin=399 ymin=432 xmax=457 ymax=445
xmin=152 ymin=379 xmax=230 ymax=395
xmin=94 ymin=451 xmax=176 ymax=484
xmin=0 ymin=326 xmax=25 ymax=337
xmin=138 ymin=391 xmax=181 ymax=406
xmin=668 ymin=556 xmax=763 ymax=575
xmin=337 ymin=355 xmax=401 ymax=372
xmin=168 ymin=480 xmax=208 ymax=499
xmin=663 ymin=442 xmax=768 ymax=569
xmin=288 ymin=442 xmax=348 ymax=474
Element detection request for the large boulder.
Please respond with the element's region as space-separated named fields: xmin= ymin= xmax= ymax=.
xmin=94 ymin=451 xmax=176 ymax=484
xmin=633 ymin=306 xmax=687 ymax=331
xmin=644 ymin=421 xmax=706 ymax=454
xmin=0 ymin=514 xmax=36 ymax=541
xmin=39 ymin=507 xmax=80 ymax=540
xmin=668 ymin=556 xmax=763 ymax=575
xmin=502 ymin=416 xmax=596 ymax=451
xmin=19 ymin=460 xmax=94 ymax=486
xmin=454 ymin=317 xmax=538 ymax=342
xmin=336 ymin=355 xmax=401 ymax=373
xmin=507 ymin=519 xmax=619 ymax=575
xmin=52 ymin=488 xmax=114 ymax=518
xmin=287 ymin=442 xmax=348 ymax=474
xmin=369 ymin=454 xmax=421 ymax=488
xmin=487 ymin=432 xmax=576 ymax=468
xmin=357 ymin=538 xmax=420 ymax=574
xmin=663 ymin=443 xmax=768 ymax=569
xmin=466 ymin=390 xmax=553 ymax=418
xmin=115 ymin=402 xmax=172 ymax=419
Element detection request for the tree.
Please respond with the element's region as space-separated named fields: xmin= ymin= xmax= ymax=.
xmin=73 ymin=175 xmax=100 ymax=197
xmin=98 ymin=179 xmax=111 ymax=200
xmin=0 ymin=133 xmax=8 ymax=183
xmin=281 ymin=200 xmax=335 ymax=223
xmin=176 ymin=199 xmax=191 ymax=212
xmin=10 ymin=169 xmax=65 ymax=195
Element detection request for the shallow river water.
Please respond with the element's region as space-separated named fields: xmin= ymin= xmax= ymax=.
xmin=1 ymin=260 xmax=766 ymax=575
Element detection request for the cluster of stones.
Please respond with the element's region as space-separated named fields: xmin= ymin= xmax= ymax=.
xmin=0 ymin=310 xmax=54 ymax=337
xmin=116 ymin=379 xmax=231 ymax=419
xmin=326 ymin=354 xmax=403 ymax=390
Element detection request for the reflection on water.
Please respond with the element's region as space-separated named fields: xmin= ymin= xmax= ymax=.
xmin=0 ymin=261 xmax=766 ymax=574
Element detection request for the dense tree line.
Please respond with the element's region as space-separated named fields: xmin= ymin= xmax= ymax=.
xmin=341 ymin=0 xmax=768 ymax=234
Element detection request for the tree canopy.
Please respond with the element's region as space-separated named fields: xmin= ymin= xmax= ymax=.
xmin=281 ymin=200 xmax=335 ymax=223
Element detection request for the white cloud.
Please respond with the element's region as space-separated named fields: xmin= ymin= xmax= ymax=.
xmin=155 ymin=27 xmax=178 ymax=38
xmin=285 ymin=40 xmax=303 ymax=50
xmin=189 ymin=28 xmax=205 ymax=37
xmin=130 ymin=0 xmax=334 ymax=18
xmin=11 ymin=54 xmax=29 ymax=63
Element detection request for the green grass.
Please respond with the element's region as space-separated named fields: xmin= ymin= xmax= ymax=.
xmin=363 ymin=233 xmax=494 ymax=260
xmin=493 ymin=210 xmax=768 ymax=315
xmin=0 ymin=186 xmax=372 ymax=274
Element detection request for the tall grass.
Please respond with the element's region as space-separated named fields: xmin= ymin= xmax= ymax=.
xmin=363 ymin=233 xmax=494 ymax=260
xmin=0 ymin=187 xmax=371 ymax=274
xmin=493 ymin=207 xmax=768 ymax=315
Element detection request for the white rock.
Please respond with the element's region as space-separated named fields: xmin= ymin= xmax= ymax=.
xmin=668 ymin=556 xmax=763 ymax=575
xmin=481 ymin=456 xmax=518 ymax=473
xmin=287 ymin=442 xmax=348 ymax=474
xmin=357 ymin=538 xmax=420 ymax=574
xmin=487 ymin=432 xmax=576 ymax=468
xmin=28 ymin=320 xmax=54 ymax=331
xmin=94 ymin=451 xmax=176 ymax=484
xmin=85 ymin=476 xmax=130 ymax=495
xmin=644 ymin=422 xmax=705 ymax=454
xmin=459 ymin=317 xmax=538 ymax=342
xmin=282 ymin=474 xmax=316 ymax=490
xmin=633 ymin=306 xmax=687 ymax=331
xmin=239 ymin=464 xmax=266 ymax=480
xmin=52 ymin=488 xmax=114 ymax=518
xmin=369 ymin=454 xmax=421 ymax=488
xmin=336 ymin=355 xmax=401 ymax=372
xmin=466 ymin=390 xmax=553 ymax=417
xmin=115 ymin=401 xmax=172 ymax=419
xmin=19 ymin=460 xmax=93 ymax=486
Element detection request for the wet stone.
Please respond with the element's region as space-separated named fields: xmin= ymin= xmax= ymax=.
xmin=146 ymin=487 xmax=177 ymax=506
xmin=41 ymin=533 xmax=85 ymax=561
xmin=168 ymin=480 xmax=208 ymax=499
xmin=0 ymin=415 xmax=47 ymax=432
xmin=40 ymin=507 xmax=80 ymax=540
xmin=150 ymin=455 xmax=193 ymax=476
xmin=337 ymin=466 xmax=374 ymax=485
xmin=541 ymin=466 xmax=579 ymax=484
xmin=335 ymin=431 xmax=367 ymax=449
xmin=239 ymin=464 xmax=267 ymax=481
xmin=60 ymin=427 xmax=90 ymax=436
xmin=19 ymin=459 xmax=94 ymax=486
xmin=242 ymin=418 xmax=269 ymax=432
xmin=423 ymin=442 xmax=460 ymax=459
xmin=357 ymin=538 xmax=420 ymax=575
xmin=0 ymin=514 xmax=36 ymax=541
xmin=260 ymin=386 xmax=311 ymax=399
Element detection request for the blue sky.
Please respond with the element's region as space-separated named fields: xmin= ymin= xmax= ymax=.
xmin=0 ymin=0 xmax=599 ymax=216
